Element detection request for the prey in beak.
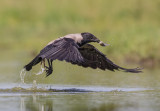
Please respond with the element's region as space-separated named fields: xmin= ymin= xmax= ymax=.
xmin=99 ymin=41 xmax=109 ymax=46
xmin=95 ymin=39 xmax=109 ymax=47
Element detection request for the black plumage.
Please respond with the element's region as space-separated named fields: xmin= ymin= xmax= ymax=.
xmin=24 ymin=32 xmax=142 ymax=77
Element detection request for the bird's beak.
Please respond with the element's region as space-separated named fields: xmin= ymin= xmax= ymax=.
xmin=95 ymin=39 xmax=109 ymax=47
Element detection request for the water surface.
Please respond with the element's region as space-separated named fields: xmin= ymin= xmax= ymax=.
xmin=0 ymin=56 xmax=159 ymax=111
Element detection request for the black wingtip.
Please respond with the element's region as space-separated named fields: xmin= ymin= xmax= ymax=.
xmin=123 ymin=67 xmax=143 ymax=73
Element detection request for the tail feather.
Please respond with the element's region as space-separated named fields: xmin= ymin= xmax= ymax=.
xmin=24 ymin=55 xmax=42 ymax=71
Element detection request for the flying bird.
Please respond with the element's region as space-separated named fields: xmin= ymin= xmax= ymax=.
xmin=24 ymin=32 xmax=142 ymax=77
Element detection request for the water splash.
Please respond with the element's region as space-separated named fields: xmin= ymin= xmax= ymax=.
xmin=35 ymin=65 xmax=45 ymax=75
xmin=32 ymin=80 xmax=37 ymax=89
xmin=20 ymin=68 xmax=26 ymax=84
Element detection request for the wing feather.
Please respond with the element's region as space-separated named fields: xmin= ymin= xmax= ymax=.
xmin=78 ymin=44 xmax=142 ymax=73
xmin=58 ymin=50 xmax=69 ymax=61
xmin=39 ymin=38 xmax=84 ymax=64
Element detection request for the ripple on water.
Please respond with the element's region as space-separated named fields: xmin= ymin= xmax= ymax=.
xmin=0 ymin=84 xmax=154 ymax=95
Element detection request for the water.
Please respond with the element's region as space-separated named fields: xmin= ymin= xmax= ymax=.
xmin=0 ymin=85 xmax=159 ymax=111
xmin=20 ymin=68 xmax=26 ymax=84
xmin=34 ymin=65 xmax=45 ymax=75
xmin=0 ymin=56 xmax=159 ymax=111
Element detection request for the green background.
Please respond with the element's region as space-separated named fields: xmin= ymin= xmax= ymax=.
xmin=0 ymin=0 xmax=158 ymax=69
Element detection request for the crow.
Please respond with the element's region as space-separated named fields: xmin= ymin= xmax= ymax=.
xmin=24 ymin=32 xmax=142 ymax=77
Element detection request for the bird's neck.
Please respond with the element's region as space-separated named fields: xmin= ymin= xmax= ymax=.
xmin=65 ymin=34 xmax=83 ymax=44
xmin=77 ymin=40 xmax=91 ymax=47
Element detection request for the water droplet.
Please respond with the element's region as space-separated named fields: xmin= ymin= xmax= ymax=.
xmin=20 ymin=68 xmax=26 ymax=84
xmin=34 ymin=65 xmax=45 ymax=75
xmin=32 ymin=80 xmax=37 ymax=89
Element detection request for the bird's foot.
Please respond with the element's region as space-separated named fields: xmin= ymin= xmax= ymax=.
xmin=45 ymin=66 xmax=53 ymax=77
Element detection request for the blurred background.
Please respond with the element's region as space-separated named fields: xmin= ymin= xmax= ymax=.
xmin=0 ymin=0 xmax=160 ymax=111
xmin=0 ymin=0 xmax=159 ymax=83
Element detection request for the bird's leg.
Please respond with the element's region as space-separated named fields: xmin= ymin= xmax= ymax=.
xmin=50 ymin=60 xmax=53 ymax=70
xmin=40 ymin=59 xmax=45 ymax=68
xmin=45 ymin=59 xmax=53 ymax=77
xmin=44 ymin=59 xmax=50 ymax=69
xmin=48 ymin=59 xmax=53 ymax=71
xmin=43 ymin=59 xmax=46 ymax=68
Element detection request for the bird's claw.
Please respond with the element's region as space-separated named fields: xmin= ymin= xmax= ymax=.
xmin=45 ymin=68 xmax=53 ymax=77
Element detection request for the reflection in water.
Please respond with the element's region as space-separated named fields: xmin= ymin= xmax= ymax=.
xmin=16 ymin=89 xmax=160 ymax=111
xmin=0 ymin=84 xmax=158 ymax=111
xmin=91 ymin=103 xmax=117 ymax=111
xmin=20 ymin=94 xmax=118 ymax=111
xmin=1 ymin=55 xmax=160 ymax=111
xmin=20 ymin=94 xmax=53 ymax=111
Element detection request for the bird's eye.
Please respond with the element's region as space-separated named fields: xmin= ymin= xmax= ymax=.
xmin=90 ymin=36 xmax=93 ymax=39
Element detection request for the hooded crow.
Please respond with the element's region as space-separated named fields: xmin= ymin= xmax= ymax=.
xmin=24 ymin=32 xmax=142 ymax=77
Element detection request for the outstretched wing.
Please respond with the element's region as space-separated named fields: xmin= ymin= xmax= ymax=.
xmin=78 ymin=44 xmax=142 ymax=73
xmin=39 ymin=38 xmax=84 ymax=63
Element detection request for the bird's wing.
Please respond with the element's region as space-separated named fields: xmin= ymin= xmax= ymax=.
xmin=39 ymin=38 xmax=84 ymax=63
xmin=78 ymin=44 xmax=142 ymax=73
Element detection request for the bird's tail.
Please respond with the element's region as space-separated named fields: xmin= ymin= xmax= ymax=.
xmin=24 ymin=55 xmax=42 ymax=71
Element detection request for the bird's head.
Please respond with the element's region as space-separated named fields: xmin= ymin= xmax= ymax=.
xmin=81 ymin=32 xmax=108 ymax=46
